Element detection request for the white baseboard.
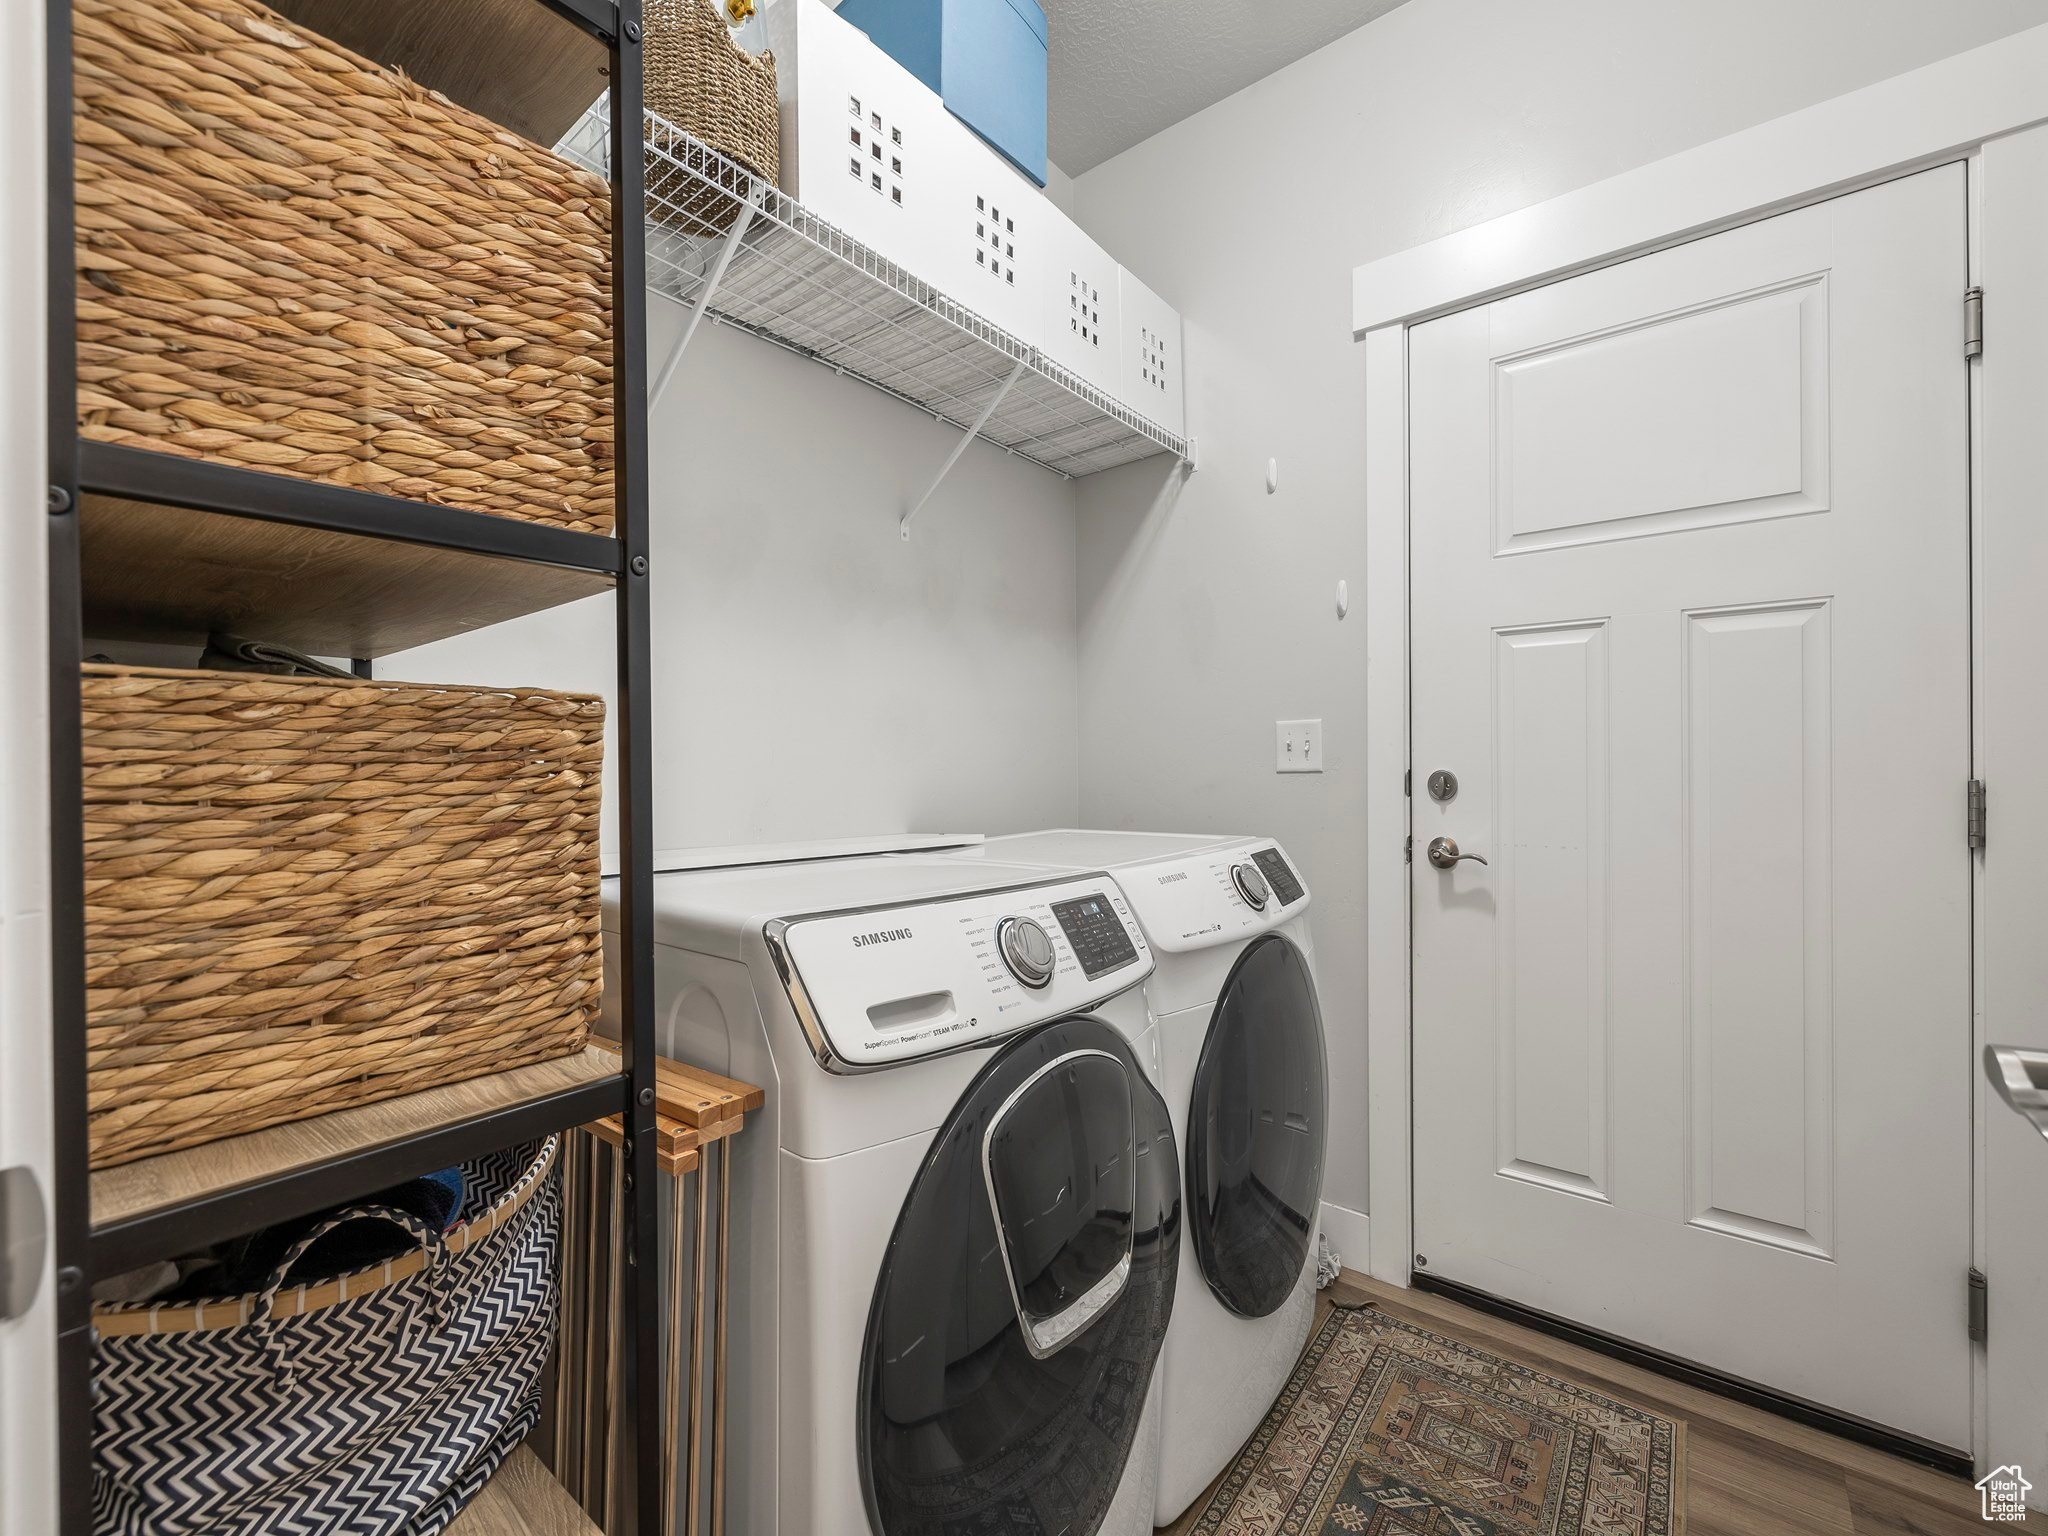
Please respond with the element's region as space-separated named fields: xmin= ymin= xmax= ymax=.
xmin=1317 ymin=1201 xmax=1370 ymax=1279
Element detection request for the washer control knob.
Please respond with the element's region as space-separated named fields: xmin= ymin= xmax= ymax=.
xmin=996 ymin=915 xmax=1056 ymax=989
xmin=1231 ymin=861 xmax=1271 ymax=910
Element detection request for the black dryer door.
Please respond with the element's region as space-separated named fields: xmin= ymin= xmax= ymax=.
xmin=859 ymin=1017 xmax=1180 ymax=1536
xmin=1186 ymin=933 xmax=1327 ymax=1317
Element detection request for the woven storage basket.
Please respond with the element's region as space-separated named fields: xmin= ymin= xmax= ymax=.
xmin=93 ymin=1138 xmax=561 ymax=1536
xmin=81 ymin=665 xmax=604 ymax=1170
xmin=74 ymin=0 xmax=616 ymax=534
xmin=644 ymin=0 xmax=779 ymax=233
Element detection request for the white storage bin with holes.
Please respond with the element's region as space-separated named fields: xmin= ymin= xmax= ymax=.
xmin=760 ymin=0 xmax=1040 ymax=333
xmin=760 ymin=0 xmax=954 ymax=291
xmin=960 ymin=166 xmax=1041 ymax=340
xmin=1039 ymin=201 xmax=1122 ymax=397
xmin=1118 ymin=268 xmax=1185 ymax=438
xmin=753 ymin=0 xmax=1187 ymax=441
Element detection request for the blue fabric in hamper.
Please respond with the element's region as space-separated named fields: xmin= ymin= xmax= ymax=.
xmin=90 ymin=1140 xmax=560 ymax=1536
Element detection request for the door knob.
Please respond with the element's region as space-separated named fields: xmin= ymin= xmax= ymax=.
xmin=1426 ymin=836 xmax=1487 ymax=870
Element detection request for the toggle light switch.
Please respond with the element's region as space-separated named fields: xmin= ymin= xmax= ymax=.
xmin=1276 ymin=719 xmax=1322 ymax=773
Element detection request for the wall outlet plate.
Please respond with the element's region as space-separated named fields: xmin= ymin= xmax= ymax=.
xmin=1277 ymin=719 xmax=1323 ymax=773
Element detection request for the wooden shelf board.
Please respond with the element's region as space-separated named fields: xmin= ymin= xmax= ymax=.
xmin=91 ymin=1045 xmax=620 ymax=1232
xmin=268 ymin=0 xmax=610 ymax=149
xmin=447 ymin=1445 xmax=599 ymax=1536
xmin=81 ymin=494 xmax=611 ymax=659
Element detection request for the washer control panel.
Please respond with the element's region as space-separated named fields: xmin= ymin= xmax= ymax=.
xmin=1250 ymin=845 xmax=1305 ymax=905
xmin=1117 ymin=841 xmax=1311 ymax=954
xmin=1049 ymin=893 xmax=1141 ymax=979
xmin=770 ymin=875 xmax=1153 ymax=1071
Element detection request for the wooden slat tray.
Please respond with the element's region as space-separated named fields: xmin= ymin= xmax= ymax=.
xmin=591 ymin=1049 xmax=765 ymax=1130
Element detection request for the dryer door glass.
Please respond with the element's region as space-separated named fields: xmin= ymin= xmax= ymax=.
xmin=860 ymin=1017 xmax=1180 ymax=1536
xmin=1187 ymin=934 xmax=1327 ymax=1317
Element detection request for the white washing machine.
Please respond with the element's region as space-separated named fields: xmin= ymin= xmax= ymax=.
xmin=601 ymin=846 xmax=1181 ymax=1536
xmin=943 ymin=831 xmax=1328 ymax=1525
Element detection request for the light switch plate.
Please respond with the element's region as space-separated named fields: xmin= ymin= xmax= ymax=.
xmin=1277 ymin=719 xmax=1322 ymax=773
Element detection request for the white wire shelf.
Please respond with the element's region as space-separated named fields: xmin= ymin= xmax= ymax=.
xmin=559 ymin=103 xmax=1188 ymax=481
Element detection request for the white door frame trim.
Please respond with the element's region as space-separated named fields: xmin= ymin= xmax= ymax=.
xmin=1353 ymin=24 xmax=2048 ymax=1473
xmin=1351 ymin=20 xmax=2048 ymax=336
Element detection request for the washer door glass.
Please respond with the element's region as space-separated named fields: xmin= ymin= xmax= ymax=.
xmin=860 ymin=1017 xmax=1180 ymax=1536
xmin=1187 ymin=934 xmax=1327 ymax=1318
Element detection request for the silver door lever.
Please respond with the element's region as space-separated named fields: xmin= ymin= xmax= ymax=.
xmin=1426 ymin=837 xmax=1487 ymax=869
xmin=1986 ymin=1045 xmax=2048 ymax=1142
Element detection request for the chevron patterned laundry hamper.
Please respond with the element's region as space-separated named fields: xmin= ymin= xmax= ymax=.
xmin=90 ymin=1139 xmax=561 ymax=1536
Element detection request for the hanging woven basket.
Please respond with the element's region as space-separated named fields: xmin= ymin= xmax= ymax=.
xmin=643 ymin=0 xmax=780 ymax=234
xmin=92 ymin=1138 xmax=562 ymax=1536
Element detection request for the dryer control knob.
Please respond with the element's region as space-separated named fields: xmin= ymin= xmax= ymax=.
xmin=996 ymin=915 xmax=1056 ymax=989
xmin=1231 ymin=861 xmax=1271 ymax=911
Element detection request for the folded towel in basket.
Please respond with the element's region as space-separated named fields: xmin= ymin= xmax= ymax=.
xmin=197 ymin=631 xmax=357 ymax=678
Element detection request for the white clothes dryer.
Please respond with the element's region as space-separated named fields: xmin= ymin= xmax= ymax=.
xmin=600 ymin=849 xmax=1180 ymax=1536
xmin=942 ymin=831 xmax=1328 ymax=1525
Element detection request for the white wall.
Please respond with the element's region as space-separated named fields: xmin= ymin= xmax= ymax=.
xmin=391 ymin=295 xmax=1083 ymax=854
xmin=1065 ymin=0 xmax=2046 ymax=1223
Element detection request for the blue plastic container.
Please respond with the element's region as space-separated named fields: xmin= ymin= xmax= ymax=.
xmin=835 ymin=0 xmax=1049 ymax=186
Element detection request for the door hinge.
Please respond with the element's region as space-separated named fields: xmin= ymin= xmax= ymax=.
xmin=1968 ymin=779 xmax=1987 ymax=851
xmin=1404 ymin=768 xmax=1411 ymax=797
xmin=1405 ymin=834 xmax=1413 ymax=864
xmin=1970 ymin=1267 xmax=1989 ymax=1342
xmin=1965 ymin=287 xmax=1984 ymax=360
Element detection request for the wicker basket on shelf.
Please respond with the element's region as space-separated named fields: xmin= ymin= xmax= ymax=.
xmin=73 ymin=0 xmax=616 ymax=534
xmin=643 ymin=0 xmax=779 ymax=234
xmin=80 ymin=665 xmax=606 ymax=1170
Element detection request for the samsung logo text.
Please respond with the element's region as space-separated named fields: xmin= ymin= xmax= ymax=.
xmin=852 ymin=928 xmax=913 ymax=947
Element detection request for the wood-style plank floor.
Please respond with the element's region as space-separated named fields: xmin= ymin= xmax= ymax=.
xmin=1162 ymin=1270 xmax=2031 ymax=1535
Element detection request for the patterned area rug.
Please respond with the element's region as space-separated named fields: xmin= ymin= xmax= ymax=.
xmin=1188 ymin=1304 xmax=1684 ymax=1535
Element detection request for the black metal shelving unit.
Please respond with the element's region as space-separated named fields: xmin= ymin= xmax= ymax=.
xmin=42 ymin=0 xmax=662 ymax=1530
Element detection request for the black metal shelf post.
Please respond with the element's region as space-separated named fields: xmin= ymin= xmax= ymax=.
xmin=609 ymin=2 xmax=665 ymax=1527
xmin=43 ymin=0 xmax=662 ymax=1529
xmin=43 ymin=0 xmax=92 ymax=1531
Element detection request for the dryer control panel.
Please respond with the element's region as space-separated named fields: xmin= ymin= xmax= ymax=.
xmin=767 ymin=875 xmax=1153 ymax=1072
xmin=1117 ymin=841 xmax=1312 ymax=954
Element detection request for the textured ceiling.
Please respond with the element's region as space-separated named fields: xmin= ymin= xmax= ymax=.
xmin=1044 ymin=0 xmax=1412 ymax=174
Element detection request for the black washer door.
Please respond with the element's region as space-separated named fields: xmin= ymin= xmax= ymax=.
xmin=860 ymin=1017 xmax=1180 ymax=1536
xmin=1187 ymin=934 xmax=1327 ymax=1318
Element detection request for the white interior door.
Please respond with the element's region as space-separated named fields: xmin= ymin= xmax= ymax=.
xmin=1409 ymin=163 xmax=1972 ymax=1448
